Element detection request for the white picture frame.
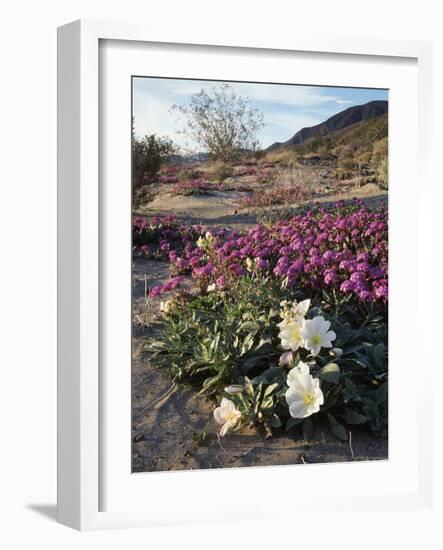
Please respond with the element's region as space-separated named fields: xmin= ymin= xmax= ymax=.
xmin=57 ymin=19 xmax=433 ymax=531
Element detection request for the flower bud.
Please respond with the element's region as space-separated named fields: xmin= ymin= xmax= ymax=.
xmin=224 ymin=384 xmax=244 ymax=394
xmin=279 ymin=351 xmax=295 ymax=367
xmin=330 ymin=347 xmax=343 ymax=358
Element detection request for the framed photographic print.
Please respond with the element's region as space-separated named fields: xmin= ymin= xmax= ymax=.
xmin=57 ymin=19 xmax=433 ymax=530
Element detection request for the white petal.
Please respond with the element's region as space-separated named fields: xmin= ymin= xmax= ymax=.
xmin=321 ymin=319 xmax=331 ymax=333
xmin=306 ymin=403 xmax=321 ymax=416
xmin=214 ymin=407 xmax=226 ymax=425
xmin=219 ymin=420 xmax=232 ymax=437
xmin=220 ymin=398 xmax=235 ymax=412
xmin=297 ymin=373 xmax=315 ymax=392
xmin=289 ymin=401 xmax=310 ymax=418
xmin=325 ymin=330 xmax=336 ymax=342
xmin=286 ymin=392 xmax=308 ymax=418
xmin=300 ymin=320 xmax=312 ymax=339
xmin=311 ymin=316 xmax=324 ymax=330
xmin=287 ymin=362 xmax=310 ymax=385
xmin=295 ymin=299 xmax=310 ymax=317
xmin=286 ymin=376 xmax=306 ymax=395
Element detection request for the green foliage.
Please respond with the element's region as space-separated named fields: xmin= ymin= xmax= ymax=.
xmin=147 ymin=276 xmax=388 ymax=440
xmin=132 ymin=131 xmax=175 ymax=189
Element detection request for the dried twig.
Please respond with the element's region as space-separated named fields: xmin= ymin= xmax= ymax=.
xmin=349 ymin=430 xmax=354 ymax=460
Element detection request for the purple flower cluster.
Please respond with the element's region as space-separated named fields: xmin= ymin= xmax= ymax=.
xmin=239 ymin=184 xmax=308 ymax=209
xmin=133 ymin=214 xmax=205 ymax=259
xmin=171 ymin=178 xmax=223 ymax=196
xmin=133 ymin=201 xmax=388 ymax=304
xmin=168 ymin=202 xmax=388 ymax=303
xmin=235 ymin=166 xmax=257 ymax=177
xmin=158 ymin=174 xmax=180 ymax=184
xmin=149 ymin=276 xmax=183 ymax=298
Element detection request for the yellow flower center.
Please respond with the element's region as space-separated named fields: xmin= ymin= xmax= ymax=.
xmin=311 ymin=334 xmax=322 ymax=346
xmin=289 ymin=325 xmax=301 ymax=341
xmin=225 ymin=411 xmax=239 ymax=422
xmin=303 ymin=392 xmax=316 ymax=406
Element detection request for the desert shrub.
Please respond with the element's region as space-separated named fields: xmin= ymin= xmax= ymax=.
xmin=132 ymin=133 xmax=176 ymax=189
xmin=336 ymin=157 xmax=358 ymax=179
xmin=375 ymin=158 xmax=388 ymax=189
xmin=170 ymin=83 xmax=264 ymax=161
xmin=211 ymin=161 xmax=233 ymax=182
xmin=371 ymin=138 xmax=388 ymax=189
xmin=177 ymin=166 xmax=205 ymax=181
xmin=132 ymin=185 xmax=157 ymax=210
xmin=263 ymin=149 xmax=295 ymax=166
xmin=252 ymin=147 xmax=266 ymax=161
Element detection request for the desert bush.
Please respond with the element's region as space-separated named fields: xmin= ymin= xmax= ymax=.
xmin=132 ymin=132 xmax=176 ymax=189
xmin=375 ymin=158 xmax=388 ymax=189
xmin=170 ymin=83 xmax=264 ymax=161
xmin=210 ymin=161 xmax=234 ymax=182
xmin=371 ymin=138 xmax=388 ymax=189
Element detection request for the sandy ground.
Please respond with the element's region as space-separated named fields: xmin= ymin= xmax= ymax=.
xmin=132 ymin=178 xmax=388 ymax=472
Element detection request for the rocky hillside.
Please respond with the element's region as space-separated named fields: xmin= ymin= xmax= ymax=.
xmin=267 ymin=100 xmax=388 ymax=151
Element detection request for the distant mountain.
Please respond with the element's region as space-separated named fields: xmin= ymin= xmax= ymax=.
xmin=267 ymin=100 xmax=388 ymax=152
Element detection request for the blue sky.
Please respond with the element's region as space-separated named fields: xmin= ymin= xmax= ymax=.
xmin=132 ymin=77 xmax=388 ymax=150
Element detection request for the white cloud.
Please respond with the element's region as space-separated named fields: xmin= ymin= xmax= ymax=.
xmin=134 ymin=78 xmax=344 ymax=109
xmin=233 ymin=83 xmax=342 ymax=107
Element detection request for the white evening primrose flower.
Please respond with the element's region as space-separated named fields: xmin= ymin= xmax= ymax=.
xmin=286 ymin=361 xmax=310 ymax=385
xmin=213 ymin=398 xmax=242 ymax=437
xmin=207 ymin=283 xmax=216 ymax=292
xmin=279 ymin=318 xmax=304 ymax=351
xmin=301 ymin=316 xmax=336 ymax=355
xmin=285 ymin=373 xmax=324 ymax=419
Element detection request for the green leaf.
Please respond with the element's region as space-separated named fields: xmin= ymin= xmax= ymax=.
xmin=343 ymin=343 xmax=364 ymax=355
xmin=376 ymin=382 xmax=388 ymax=405
xmin=239 ymin=321 xmax=259 ymax=332
xmin=343 ymin=408 xmax=367 ymax=425
xmin=319 ymin=363 xmax=341 ymax=384
xmin=263 ymin=383 xmax=279 ymax=397
xmin=240 ymin=333 xmax=255 ymax=355
xmin=373 ymin=343 xmax=386 ymax=365
xmin=285 ymin=417 xmax=303 ymax=431
xmin=302 ymin=417 xmax=314 ymax=441
xmin=269 ymin=414 xmax=282 ymax=428
xmin=328 ymin=413 xmax=348 ymax=441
